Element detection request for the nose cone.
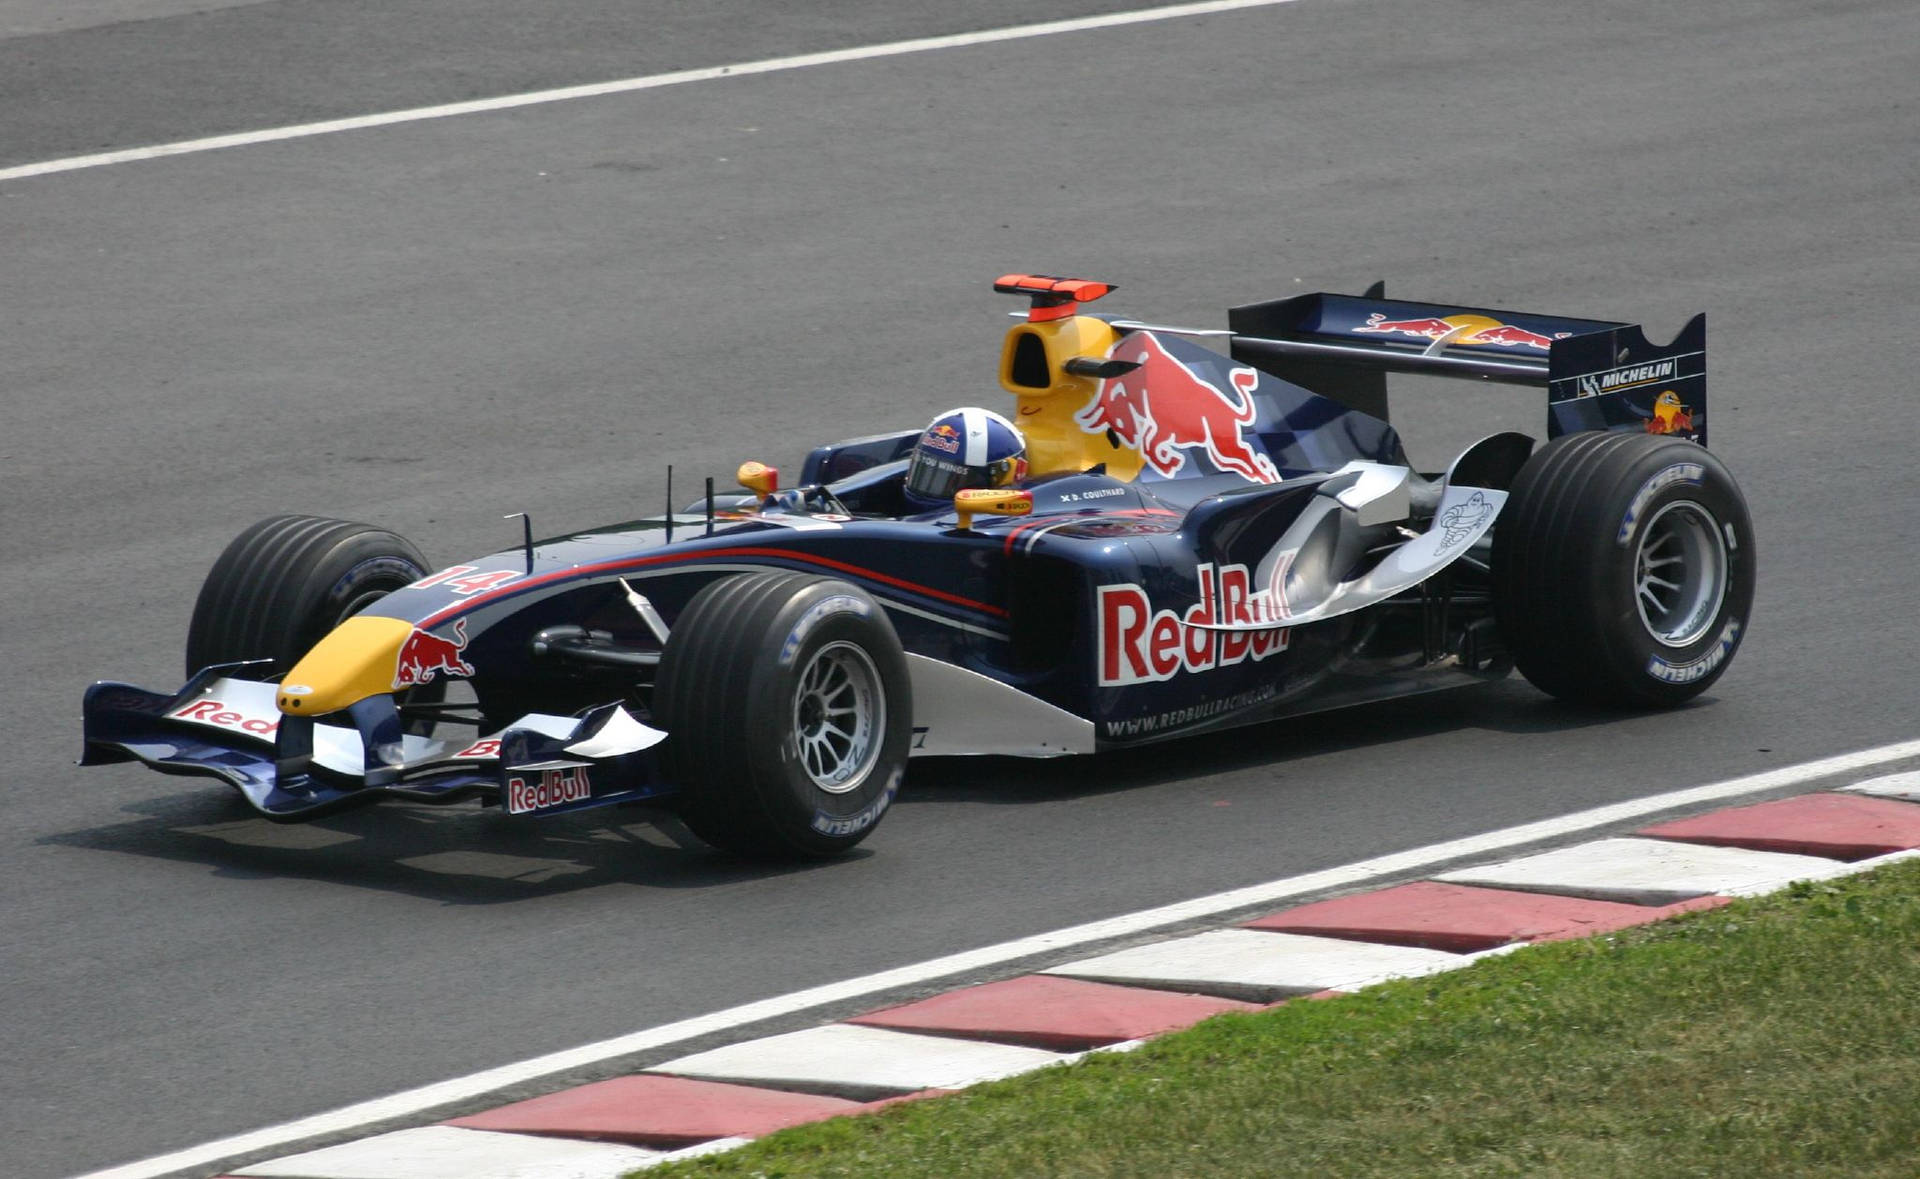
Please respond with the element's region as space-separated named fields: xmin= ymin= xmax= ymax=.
xmin=278 ymin=616 xmax=416 ymax=714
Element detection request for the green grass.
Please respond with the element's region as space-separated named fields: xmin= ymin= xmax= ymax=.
xmin=644 ymin=858 xmax=1920 ymax=1178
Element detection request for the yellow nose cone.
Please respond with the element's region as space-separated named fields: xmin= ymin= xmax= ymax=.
xmin=278 ymin=616 xmax=416 ymax=714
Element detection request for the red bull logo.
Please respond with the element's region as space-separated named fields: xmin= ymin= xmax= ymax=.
xmin=1645 ymin=390 xmax=1695 ymax=436
xmin=1355 ymin=313 xmax=1568 ymax=351
xmin=393 ymin=618 xmax=474 ymax=689
xmin=1073 ymin=334 xmax=1281 ymax=483
xmin=506 ymin=767 xmax=592 ymax=814
xmin=923 ymin=423 xmax=962 ymax=454
xmin=1098 ymin=563 xmax=1289 ymax=686
xmin=170 ymin=697 xmax=279 ymax=738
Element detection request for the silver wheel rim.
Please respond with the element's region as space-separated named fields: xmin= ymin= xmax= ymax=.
xmin=792 ymin=641 xmax=884 ymax=794
xmin=1635 ymin=500 xmax=1727 ymax=648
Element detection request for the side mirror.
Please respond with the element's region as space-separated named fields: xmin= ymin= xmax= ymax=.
xmin=954 ymin=488 xmax=1033 ymax=531
xmin=736 ymin=462 xmax=779 ymax=498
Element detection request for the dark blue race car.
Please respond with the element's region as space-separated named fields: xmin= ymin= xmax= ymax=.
xmin=82 ymin=275 xmax=1754 ymax=859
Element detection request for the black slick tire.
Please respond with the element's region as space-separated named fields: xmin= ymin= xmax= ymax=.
xmin=655 ymin=571 xmax=911 ymax=860
xmin=185 ymin=515 xmax=430 ymax=677
xmin=1492 ymin=431 xmax=1755 ymax=707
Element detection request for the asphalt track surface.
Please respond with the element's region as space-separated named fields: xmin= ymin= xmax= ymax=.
xmin=4 ymin=2 xmax=1917 ymax=1176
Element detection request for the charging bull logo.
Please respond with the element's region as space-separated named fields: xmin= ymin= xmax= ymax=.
xmin=1645 ymin=390 xmax=1695 ymax=436
xmin=1074 ymin=334 xmax=1281 ymax=484
xmin=394 ymin=618 xmax=474 ymax=689
xmin=1355 ymin=313 xmax=1570 ymax=351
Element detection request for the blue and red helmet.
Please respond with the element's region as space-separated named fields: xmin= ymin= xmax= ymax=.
xmin=903 ymin=407 xmax=1029 ymax=510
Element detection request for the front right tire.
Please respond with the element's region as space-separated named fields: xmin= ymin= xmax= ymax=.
xmin=654 ymin=571 xmax=912 ymax=859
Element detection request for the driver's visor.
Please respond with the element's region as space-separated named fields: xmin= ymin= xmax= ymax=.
xmin=906 ymin=454 xmax=1019 ymax=502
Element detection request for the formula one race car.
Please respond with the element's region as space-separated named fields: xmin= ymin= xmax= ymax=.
xmin=82 ymin=275 xmax=1754 ymax=859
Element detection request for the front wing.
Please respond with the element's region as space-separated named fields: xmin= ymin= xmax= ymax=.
xmin=81 ymin=665 xmax=670 ymax=821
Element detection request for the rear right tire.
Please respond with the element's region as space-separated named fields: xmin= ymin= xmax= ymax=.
xmin=1491 ymin=431 xmax=1755 ymax=707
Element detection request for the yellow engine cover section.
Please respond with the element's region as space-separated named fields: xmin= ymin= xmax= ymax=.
xmin=277 ymin=616 xmax=416 ymax=715
xmin=999 ymin=315 xmax=1146 ymax=481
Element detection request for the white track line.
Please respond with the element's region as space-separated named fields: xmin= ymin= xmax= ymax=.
xmin=0 ymin=0 xmax=1302 ymax=184
xmin=75 ymin=736 xmax=1920 ymax=1179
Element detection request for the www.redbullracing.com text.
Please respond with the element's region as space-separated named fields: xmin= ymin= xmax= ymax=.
xmin=1103 ymin=683 xmax=1282 ymax=738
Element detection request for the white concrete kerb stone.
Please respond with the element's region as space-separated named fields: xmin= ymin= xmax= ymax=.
xmin=233 ymin=1125 xmax=666 ymax=1179
xmin=1043 ymin=928 xmax=1467 ymax=1002
xmin=1436 ymin=837 xmax=1849 ymax=904
xmin=1839 ymin=770 xmax=1920 ymax=802
xmin=648 ymin=1022 xmax=1069 ymax=1100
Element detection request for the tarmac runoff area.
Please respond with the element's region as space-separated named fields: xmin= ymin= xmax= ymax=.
xmin=198 ymin=771 xmax=1920 ymax=1179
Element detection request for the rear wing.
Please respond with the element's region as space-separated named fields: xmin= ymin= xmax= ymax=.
xmin=1227 ymin=287 xmax=1707 ymax=445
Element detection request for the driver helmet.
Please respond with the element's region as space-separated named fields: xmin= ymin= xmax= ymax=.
xmin=903 ymin=407 xmax=1029 ymax=510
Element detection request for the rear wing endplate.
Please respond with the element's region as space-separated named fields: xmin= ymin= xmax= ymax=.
xmin=1227 ymin=288 xmax=1708 ymax=445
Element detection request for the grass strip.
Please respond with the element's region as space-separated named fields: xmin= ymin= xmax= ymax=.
xmin=643 ymin=858 xmax=1920 ymax=1178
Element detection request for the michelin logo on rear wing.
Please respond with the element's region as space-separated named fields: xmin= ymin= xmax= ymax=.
xmin=1548 ymin=314 xmax=1706 ymax=446
xmin=1574 ymin=358 xmax=1677 ymax=399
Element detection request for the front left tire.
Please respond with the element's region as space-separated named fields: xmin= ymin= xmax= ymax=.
xmin=185 ymin=514 xmax=430 ymax=677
